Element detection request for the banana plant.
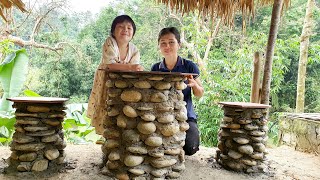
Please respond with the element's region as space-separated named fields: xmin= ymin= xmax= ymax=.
xmin=0 ymin=48 xmax=29 ymax=112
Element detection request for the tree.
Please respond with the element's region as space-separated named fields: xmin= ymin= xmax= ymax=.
xmin=296 ymin=0 xmax=316 ymax=113
xmin=261 ymin=0 xmax=284 ymax=105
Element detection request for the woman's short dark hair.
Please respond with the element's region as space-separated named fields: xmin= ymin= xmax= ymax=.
xmin=111 ymin=15 xmax=136 ymax=37
xmin=158 ymin=27 xmax=181 ymax=44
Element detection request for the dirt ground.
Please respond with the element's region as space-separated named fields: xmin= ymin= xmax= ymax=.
xmin=0 ymin=144 xmax=319 ymax=180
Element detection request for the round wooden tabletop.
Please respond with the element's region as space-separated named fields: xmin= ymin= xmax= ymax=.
xmin=7 ymin=97 xmax=69 ymax=103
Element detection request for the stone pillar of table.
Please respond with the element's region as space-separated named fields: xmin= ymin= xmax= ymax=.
xmin=100 ymin=71 xmax=193 ymax=179
xmin=216 ymin=102 xmax=270 ymax=173
xmin=6 ymin=97 xmax=68 ymax=172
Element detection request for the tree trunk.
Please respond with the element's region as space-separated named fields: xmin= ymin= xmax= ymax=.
xmin=296 ymin=0 xmax=315 ymax=113
xmin=260 ymin=0 xmax=283 ymax=105
xmin=251 ymin=52 xmax=262 ymax=103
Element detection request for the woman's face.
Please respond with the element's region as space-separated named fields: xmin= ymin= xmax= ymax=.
xmin=158 ymin=33 xmax=180 ymax=58
xmin=113 ymin=21 xmax=134 ymax=44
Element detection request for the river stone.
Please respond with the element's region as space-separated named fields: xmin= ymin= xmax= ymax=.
xmin=233 ymin=137 xmax=250 ymax=144
xmin=15 ymin=112 xmax=38 ymax=117
xmin=116 ymin=173 xmax=130 ymax=180
xmin=109 ymin=73 xmax=120 ymax=79
xmin=134 ymin=81 xmax=151 ymax=89
xmin=14 ymin=143 xmax=46 ymax=151
xmin=244 ymin=124 xmax=259 ymax=131
xmin=164 ymin=148 xmax=181 ymax=155
xmin=15 ymin=125 xmax=25 ymax=133
xmin=151 ymin=159 xmax=177 ymax=168
xmin=104 ymin=128 xmax=120 ymax=139
xmin=230 ymin=129 xmax=245 ymax=134
xmin=219 ymin=130 xmax=230 ymax=137
xmin=158 ymin=114 xmax=175 ymax=123
xmin=261 ymin=125 xmax=268 ymax=132
xmin=124 ymin=155 xmax=144 ymax=167
xmin=24 ymin=126 xmax=49 ymax=132
xmin=228 ymin=150 xmax=243 ymax=159
xmin=16 ymin=119 xmax=39 ymax=125
xmin=251 ymin=136 xmax=264 ymax=142
xmin=128 ymin=168 xmax=145 ymax=175
xmin=148 ymin=150 xmax=165 ymax=158
xmin=167 ymin=171 xmax=180 ymax=179
xmin=122 ymin=130 xmax=140 ymax=143
xmin=45 ymin=149 xmax=59 ymax=160
xmin=42 ymin=119 xmax=61 ymax=126
xmin=251 ymin=113 xmax=262 ymax=118
xmin=175 ymin=81 xmax=187 ymax=90
xmin=137 ymin=121 xmax=156 ymax=135
xmin=223 ymin=116 xmax=233 ymax=123
xmin=108 ymin=89 xmax=122 ymax=97
xmin=108 ymin=151 xmax=120 ymax=161
xmin=145 ymin=136 xmax=162 ymax=147
xmin=57 ymin=151 xmax=66 ymax=164
xmin=126 ymin=146 xmax=148 ymax=154
xmin=123 ymin=105 xmax=138 ymax=118
xmin=32 ymin=159 xmax=48 ymax=171
xmin=172 ymin=163 xmax=185 ymax=172
xmin=13 ymin=134 xmax=35 ymax=143
xmin=253 ymin=143 xmax=266 ymax=152
xmin=250 ymin=130 xmax=266 ymax=136
xmin=27 ymin=106 xmax=50 ymax=113
xmin=104 ymin=139 xmax=120 ymax=149
xmin=151 ymin=169 xmax=168 ymax=177
xmin=107 ymin=160 xmax=120 ymax=170
xmin=122 ymin=74 xmax=137 ymax=78
xmin=17 ymin=162 xmax=31 ymax=172
xmin=126 ymin=119 xmax=137 ymax=129
xmin=238 ymin=119 xmax=252 ymax=124
xmin=176 ymin=111 xmax=188 ymax=121
xmin=117 ymin=114 xmax=127 ymax=128
xmin=241 ymin=159 xmax=257 ymax=166
xmin=10 ymin=151 xmax=19 ymax=160
xmin=121 ymin=90 xmax=142 ymax=102
xmin=26 ymin=129 xmax=55 ymax=136
xmin=19 ymin=152 xmax=37 ymax=161
xmin=107 ymin=107 xmax=120 ymax=117
xmin=48 ymin=113 xmax=66 ymax=118
xmin=141 ymin=113 xmax=156 ymax=121
xmin=238 ymin=145 xmax=254 ymax=155
xmin=150 ymin=92 xmax=168 ymax=102
xmin=179 ymin=122 xmax=189 ymax=131
xmin=159 ymin=122 xmax=179 ymax=137
xmin=105 ymin=80 xmax=114 ymax=87
xmin=154 ymin=81 xmax=171 ymax=90
xmin=148 ymin=76 xmax=164 ymax=81
xmin=115 ymin=80 xmax=128 ymax=88
xmin=226 ymin=161 xmax=242 ymax=171
xmin=250 ymin=152 xmax=264 ymax=160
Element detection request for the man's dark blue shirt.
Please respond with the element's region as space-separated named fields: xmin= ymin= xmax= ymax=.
xmin=151 ymin=56 xmax=200 ymax=121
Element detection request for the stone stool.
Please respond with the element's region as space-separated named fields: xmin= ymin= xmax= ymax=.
xmin=216 ymin=102 xmax=270 ymax=173
xmin=6 ymin=97 xmax=68 ymax=172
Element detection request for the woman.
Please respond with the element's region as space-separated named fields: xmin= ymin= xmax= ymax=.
xmin=87 ymin=15 xmax=143 ymax=139
xmin=151 ymin=27 xmax=204 ymax=155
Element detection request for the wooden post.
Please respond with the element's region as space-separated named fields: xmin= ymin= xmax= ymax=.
xmin=251 ymin=52 xmax=261 ymax=103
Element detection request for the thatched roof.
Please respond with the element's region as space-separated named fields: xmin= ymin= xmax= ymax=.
xmin=0 ymin=0 xmax=27 ymax=21
xmin=0 ymin=0 xmax=290 ymax=23
xmin=159 ymin=0 xmax=290 ymax=24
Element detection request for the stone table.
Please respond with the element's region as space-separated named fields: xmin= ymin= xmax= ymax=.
xmin=6 ymin=97 xmax=68 ymax=172
xmin=216 ymin=102 xmax=270 ymax=173
xmin=100 ymin=70 xmax=195 ymax=179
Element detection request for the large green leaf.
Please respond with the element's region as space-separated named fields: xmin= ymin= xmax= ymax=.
xmin=0 ymin=49 xmax=29 ymax=111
